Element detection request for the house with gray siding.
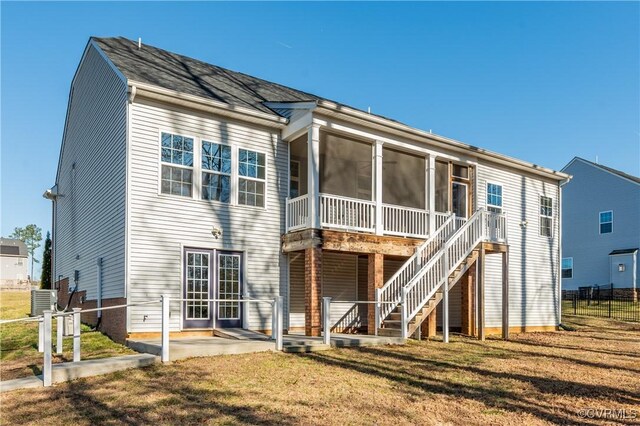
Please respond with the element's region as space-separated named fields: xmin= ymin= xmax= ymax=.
xmin=48 ymin=36 xmax=568 ymax=344
xmin=0 ymin=238 xmax=29 ymax=290
xmin=561 ymin=158 xmax=639 ymax=293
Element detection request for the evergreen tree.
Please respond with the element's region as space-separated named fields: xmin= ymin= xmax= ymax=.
xmin=41 ymin=232 xmax=52 ymax=289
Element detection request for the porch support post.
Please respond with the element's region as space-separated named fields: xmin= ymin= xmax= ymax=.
xmin=420 ymin=306 xmax=437 ymax=339
xmin=502 ymin=249 xmax=509 ymax=340
xmin=367 ymin=253 xmax=384 ymax=335
xmin=477 ymin=245 xmax=486 ymax=341
xmin=427 ymin=155 xmax=436 ymax=235
xmin=304 ymin=247 xmax=322 ymax=336
xmin=374 ymin=140 xmax=384 ymax=235
xmin=461 ymin=267 xmax=475 ymax=336
xmin=307 ymin=124 xmax=321 ymax=229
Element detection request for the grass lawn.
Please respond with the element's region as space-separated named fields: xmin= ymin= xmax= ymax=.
xmin=1 ymin=315 xmax=639 ymax=425
xmin=0 ymin=291 xmax=135 ymax=381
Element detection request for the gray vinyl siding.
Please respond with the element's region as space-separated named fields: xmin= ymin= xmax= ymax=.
xmin=288 ymin=253 xmax=305 ymax=328
xmin=477 ymin=162 xmax=560 ymax=328
xmin=562 ymin=160 xmax=640 ymax=290
xmin=54 ymin=44 xmax=127 ymax=300
xmin=127 ymin=98 xmax=287 ymax=332
xmin=323 ymin=253 xmax=358 ymax=330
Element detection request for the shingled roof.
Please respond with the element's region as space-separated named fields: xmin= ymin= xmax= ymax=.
xmin=93 ymin=37 xmax=327 ymax=116
xmin=0 ymin=238 xmax=28 ymax=257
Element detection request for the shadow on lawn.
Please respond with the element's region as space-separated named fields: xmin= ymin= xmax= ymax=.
xmin=301 ymin=345 xmax=639 ymax=425
xmin=3 ymin=365 xmax=299 ymax=426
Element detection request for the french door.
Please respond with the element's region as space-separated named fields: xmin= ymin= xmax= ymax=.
xmin=183 ymin=248 xmax=243 ymax=329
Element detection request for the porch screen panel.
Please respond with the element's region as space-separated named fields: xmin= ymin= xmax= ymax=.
xmin=382 ymin=148 xmax=425 ymax=209
xmin=320 ymin=133 xmax=372 ymax=200
xmin=289 ymin=135 xmax=308 ymax=197
xmin=435 ymin=161 xmax=449 ymax=213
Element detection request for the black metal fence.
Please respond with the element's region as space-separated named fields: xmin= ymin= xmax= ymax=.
xmin=562 ymin=284 xmax=639 ymax=323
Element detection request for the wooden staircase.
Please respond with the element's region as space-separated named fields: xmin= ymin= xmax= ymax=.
xmin=378 ymin=248 xmax=480 ymax=337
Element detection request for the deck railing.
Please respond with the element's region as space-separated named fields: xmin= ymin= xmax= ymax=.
xmin=382 ymin=204 xmax=429 ymax=238
xmin=320 ymin=193 xmax=376 ymax=233
xmin=285 ymin=195 xmax=309 ymax=231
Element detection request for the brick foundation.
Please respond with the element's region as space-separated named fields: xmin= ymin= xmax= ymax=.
xmin=304 ymin=247 xmax=322 ymax=336
xmin=55 ymin=278 xmax=128 ymax=343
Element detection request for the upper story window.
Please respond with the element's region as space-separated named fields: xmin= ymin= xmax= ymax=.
xmin=539 ymin=196 xmax=553 ymax=237
xmin=561 ymin=258 xmax=573 ymax=279
xmin=486 ymin=183 xmax=503 ymax=213
xmin=238 ymin=149 xmax=266 ymax=207
xmin=599 ymin=210 xmax=613 ymax=234
xmin=202 ymin=141 xmax=231 ymax=203
xmin=161 ymin=132 xmax=194 ymax=197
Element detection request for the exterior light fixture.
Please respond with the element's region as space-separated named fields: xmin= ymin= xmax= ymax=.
xmin=211 ymin=227 xmax=223 ymax=239
xmin=618 ymin=264 xmax=625 ymax=272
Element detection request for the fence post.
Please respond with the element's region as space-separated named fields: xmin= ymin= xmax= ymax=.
xmin=443 ymin=247 xmax=450 ymax=343
xmin=609 ymin=283 xmax=613 ymax=319
xmin=573 ymin=293 xmax=577 ymax=315
xmin=161 ymin=295 xmax=170 ymax=363
xmin=38 ymin=318 xmax=44 ymax=353
xmin=323 ymin=297 xmax=331 ymax=345
xmin=56 ymin=315 xmax=63 ymax=354
xmin=374 ymin=288 xmax=381 ymax=336
xmin=242 ymin=289 xmax=249 ymax=330
xmin=73 ymin=308 xmax=81 ymax=362
xmin=43 ymin=310 xmax=52 ymax=387
xmin=276 ymin=296 xmax=284 ymax=351
xmin=401 ymin=288 xmax=408 ymax=340
xmin=271 ymin=298 xmax=277 ymax=341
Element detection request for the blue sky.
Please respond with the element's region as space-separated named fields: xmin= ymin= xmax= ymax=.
xmin=1 ymin=2 xmax=639 ymax=277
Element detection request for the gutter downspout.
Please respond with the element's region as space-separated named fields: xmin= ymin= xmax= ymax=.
xmin=558 ymin=176 xmax=572 ymax=326
xmin=96 ymin=257 xmax=103 ymax=318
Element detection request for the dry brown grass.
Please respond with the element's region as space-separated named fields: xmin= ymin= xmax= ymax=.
xmin=1 ymin=315 xmax=639 ymax=425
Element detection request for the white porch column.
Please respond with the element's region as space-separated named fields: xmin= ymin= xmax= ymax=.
xmin=307 ymin=124 xmax=321 ymax=229
xmin=374 ymin=140 xmax=384 ymax=235
xmin=427 ymin=155 xmax=436 ymax=235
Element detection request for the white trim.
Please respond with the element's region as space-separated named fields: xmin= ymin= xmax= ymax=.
xmin=539 ymin=195 xmax=554 ymax=238
xmin=598 ymin=210 xmax=614 ymax=235
xmin=486 ymin=181 xmax=503 ymax=213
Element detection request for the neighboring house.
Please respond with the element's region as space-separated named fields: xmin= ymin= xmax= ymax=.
xmin=0 ymin=238 xmax=29 ymax=290
xmin=561 ymin=157 xmax=639 ymax=293
xmin=47 ymin=37 xmax=568 ymax=343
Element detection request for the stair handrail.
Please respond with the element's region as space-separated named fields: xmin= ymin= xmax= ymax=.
xmin=402 ymin=209 xmax=488 ymax=323
xmin=376 ymin=212 xmax=457 ymax=328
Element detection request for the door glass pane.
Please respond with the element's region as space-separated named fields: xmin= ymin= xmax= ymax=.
xmin=452 ymin=183 xmax=468 ymax=218
xmin=186 ymin=252 xmax=210 ymax=319
xmin=218 ymin=254 xmax=241 ymax=320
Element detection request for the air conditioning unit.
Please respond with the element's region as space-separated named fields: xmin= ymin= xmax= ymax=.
xmin=30 ymin=289 xmax=57 ymax=316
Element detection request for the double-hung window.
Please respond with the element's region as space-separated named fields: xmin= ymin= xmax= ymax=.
xmin=599 ymin=211 xmax=613 ymax=234
xmin=202 ymin=141 xmax=231 ymax=203
xmin=539 ymin=196 xmax=553 ymax=237
xmin=238 ymin=148 xmax=266 ymax=207
xmin=161 ymin=132 xmax=194 ymax=197
xmin=561 ymin=258 xmax=573 ymax=279
xmin=487 ymin=183 xmax=503 ymax=213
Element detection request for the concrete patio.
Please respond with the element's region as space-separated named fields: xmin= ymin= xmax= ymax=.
xmin=127 ymin=332 xmax=405 ymax=361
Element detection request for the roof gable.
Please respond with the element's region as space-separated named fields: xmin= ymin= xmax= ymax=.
xmin=562 ymin=157 xmax=640 ymax=186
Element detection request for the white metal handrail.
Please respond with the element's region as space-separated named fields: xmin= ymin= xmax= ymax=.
xmin=285 ymin=194 xmax=309 ymax=232
xmin=382 ymin=204 xmax=429 ymax=238
xmin=376 ymin=212 xmax=456 ymax=328
xmin=5 ymin=295 xmax=285 ymax=388
xmin=320 ymin=193 xmax=375 ymax=233
xmin=322 ymin=297 xmax=400 ymax=344
xmin=402 ymin=210 xmax=507 ymax=337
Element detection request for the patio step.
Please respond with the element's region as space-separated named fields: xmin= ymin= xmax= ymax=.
xmin=213 ymin=328 xmax=270 ymax=341
xmin=282 ymin=339 xmax=331 ymax=353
